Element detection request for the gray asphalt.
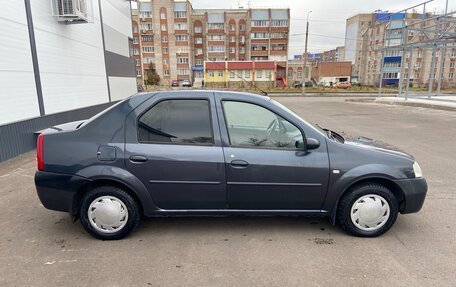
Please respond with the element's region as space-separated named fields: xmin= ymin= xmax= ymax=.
xmin=0 ymin=97 xmax=455 ymax=286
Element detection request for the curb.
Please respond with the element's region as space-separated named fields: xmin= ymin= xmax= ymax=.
xmin=346 ymin=98 xmax=456 ymax=112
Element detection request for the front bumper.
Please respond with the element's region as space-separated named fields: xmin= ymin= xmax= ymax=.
xmin=35 ymin=171 xmax=91 ymax=214
xmin=394 ymin=177 xmax=428 ymax=214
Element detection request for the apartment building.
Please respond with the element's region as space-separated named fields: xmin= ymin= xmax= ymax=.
xmin=132 ymin=0 xmax=290 ymax=87
xmin=344 ymin=13 xmax=373 ymax=83
xmin=0 ymin=0 xmax=136 ymax=162
xmin=347 ymin=12 xmax=455 ymax=88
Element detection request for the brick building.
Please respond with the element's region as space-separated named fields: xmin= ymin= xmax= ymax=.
xmin=312 ymin=61 xmax=352 ymax=86
xmin=132 ymin=0 xmax=290 ymax=87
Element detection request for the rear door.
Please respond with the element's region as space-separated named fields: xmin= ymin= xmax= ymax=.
xmin=125 ymin=92 xmax=226 ymax=209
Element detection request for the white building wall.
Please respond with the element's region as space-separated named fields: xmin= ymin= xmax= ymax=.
xmin=101 ymin=0 xmax=137 ymax=98
xmin=344 ymin=22 xmax=358 ymax=64
xmin=30 ymin=0 xmax=109 ymax=114
xmin=0 ymin=1 xmax=40 ymax=125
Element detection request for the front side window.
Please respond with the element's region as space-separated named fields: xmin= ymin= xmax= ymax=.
xmin=138 ymin=100 xmax=213 ymax=145
xmin=223 ymin=101 xmax=303 ymax=149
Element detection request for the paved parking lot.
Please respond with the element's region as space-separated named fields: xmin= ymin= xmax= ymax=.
xmin=1 ymin=97 xmax=455 ymax=286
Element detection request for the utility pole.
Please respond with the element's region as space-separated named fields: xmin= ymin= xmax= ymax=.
xmin=302 ymin=10 xmax=311 ymax=96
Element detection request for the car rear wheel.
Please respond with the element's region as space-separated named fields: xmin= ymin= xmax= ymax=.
xmin=337 ymin=183 xmax=398 ymax=237
xmin=80 ymin=186 xmax=140 ymax=240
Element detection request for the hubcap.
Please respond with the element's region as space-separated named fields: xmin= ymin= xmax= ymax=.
xmin=88 ymin=196 xmax=128 ymax=233
xmin=350 ymin=194 xmax=390 ymax=231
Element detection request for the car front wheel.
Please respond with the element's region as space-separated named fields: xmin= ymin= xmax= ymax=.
xmin=337 ymin=183 xmax=398 ymax=237
xmin=80 ymin=186 xmax=140 ymax=240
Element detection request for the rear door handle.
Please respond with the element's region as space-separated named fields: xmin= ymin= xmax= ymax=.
xmin=129 ymin=155 xmax=148 ymax=163
xmin=230 ymin=160 xmax=249 ymax=168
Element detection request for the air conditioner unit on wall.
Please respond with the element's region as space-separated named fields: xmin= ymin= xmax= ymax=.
xmin=52 ymin=0 xmax=93 ymax=23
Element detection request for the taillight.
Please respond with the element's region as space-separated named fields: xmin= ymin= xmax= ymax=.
xmin=37 ymin=134 xmax=44 ymax=171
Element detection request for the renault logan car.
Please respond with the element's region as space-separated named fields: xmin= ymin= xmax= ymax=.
xmin=35 ymin=91 xmax=427 ymax=240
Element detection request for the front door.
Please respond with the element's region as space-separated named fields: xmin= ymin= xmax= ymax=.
xmin=219 ymin=100 xmax=329 ymax=210
xmin=125 ymin=95 xmax=225 ymax=209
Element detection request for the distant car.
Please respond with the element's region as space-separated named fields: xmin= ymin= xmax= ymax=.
xmin=336 ymin=81 xmax=352 ymax=89
xmin=182 ymin=80 xmax=192 ymax=87
xmin=292 ymin=81 xmax=313 ymax=88
xmin=171 ymin=80 xmax=179 ymax=87
xmin=35 ymin=90 xmax=427 ymax=240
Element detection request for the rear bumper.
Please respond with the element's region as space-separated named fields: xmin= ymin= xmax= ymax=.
xmin=35 ymin=171 xmax=91 ymax=214
xmin=394 ymin=177 xmax=428 ymax=214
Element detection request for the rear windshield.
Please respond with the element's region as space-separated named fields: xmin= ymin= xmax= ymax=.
xmin=78 ymin=99 xmax=127 ymax=129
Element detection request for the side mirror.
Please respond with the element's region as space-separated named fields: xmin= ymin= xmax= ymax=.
xmin=306 ymin=138 xmax=320 ymax=150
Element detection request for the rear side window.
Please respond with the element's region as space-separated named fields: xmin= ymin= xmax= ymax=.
xmin=138 ymin=99 xmax=213 ymax=145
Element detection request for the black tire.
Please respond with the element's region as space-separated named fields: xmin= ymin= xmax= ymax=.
xmin=80 ymin=186 xmax=140 ymax=240
xmin=337 ymin=183 xmax=398 ymax=237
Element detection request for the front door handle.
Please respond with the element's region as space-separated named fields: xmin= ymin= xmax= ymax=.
xmin=129 ymin=155 xmax=148 ymax=163
xmin=230 ymin=160 xmax=249 ymax=168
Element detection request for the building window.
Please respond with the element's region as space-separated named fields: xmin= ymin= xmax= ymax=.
xmin=164 ymin=69 xmax=170 ymax=76
xmin=208 ymin=35 xmax=225 ymax=41
xmin=270 ymin=32 xmax=287 ymax=39
xmin=161 ymin=24 xmax=167 ymax=31
xmin=163 ymin=47 xmax=168 ymax=54
xmin=251 ymin=32 xmax=269 ymax=39
xmin=162 ymin=36 xmax=168 ymax=42
xmin=133 ymin=26 xmax=138 ymax=33
xmin=271 ymin=20 xmax=288 ymax=27
xmin=178 ymin=58 xmax=189 ymax=64
xmin=240 ymin=47 xmax=245 ymax=54
xmin=287 ymin=70 xmax=293 ymax=77
xmin=141 ymin=35 xmax=153 ymax=42
xmin=164 ymin=59 xmax=168 ymax=65
xmin=208 ymin=46 xmax=225 ymax=52
xmin=174 ymin=11 xmax=186 ymax=18
xmin=252 ymin=20 xmax=269 ymax=27
xmin=240 ymin=36 xmax=245 ymax=44
xmin=133 ymin=37 xmax=139 ymax=45
xmin=136 ymin=59 xmax=141 ymax=66
xmin=136 ymin=70 xmax=142 ymax=77
xmin=449 ymin=72 xmax=454 ymax=79
xmin=177 ymin=46 xmax=189 ymax=53
xmin=218 ymin=70 xmax=223 ymax=77
xmin=178 ymin=69 xmax=189 ymax=75
xmin=143 ymin=57 xmax=154 ymax=63
xmin=240 ymin=24 xmax=246 ymax=31
xmin=208 ymin=23 xmax=224 ymax=30
xmin=229 ymin=24 xmax=235 ymax=31
xmin=252 ymin=44 xmax=268 ymax=51
xmin=196 ymin=37 xmax=203 ymax=44
xmin=142 ymin=46 xmax=154 ymax=53
xmin=175 ymin=23 xmax=187 ymax=30
xmin=209 ymin=71 xmax=215 ymax=77
xmin=229 ymin=36 xmax=235 ymax=43
xmin=297 ymin=71 xmax=302 ymax=78
xmin=140 ymin=11 xmax=151 ymax=18
xmin=256 ymin=70 xmax=262 ymax=78
xmin=176 ymin=35 xmax=188 ymax=41
xmin=133 ymin=49 xmax=139 ymax=55
xmin=196 ymin=48 xmax=203 ymax=55
xmin=196 ymin=59 xmax=203 ymax=65
xmin=244 ymin=70 xmax=250 ymax=78
xmin=229 ymin=47 xmax=236 ymax=54
xmin=140 ymin=23 xmax=153 ymax=31
xmin=160 ymin=12 xmax=167 ymax=19
xmin=195 ymin=26 xmax=203 ymax=33
xmin=450 ymin=62 xmax=455 ymax=68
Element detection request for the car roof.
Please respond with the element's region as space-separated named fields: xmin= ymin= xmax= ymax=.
xmin=132 ymin=89 xmax=271 ymax=101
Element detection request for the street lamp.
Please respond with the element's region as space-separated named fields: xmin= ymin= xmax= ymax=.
xmin=302 ymin=10 xmax=312 ymax=96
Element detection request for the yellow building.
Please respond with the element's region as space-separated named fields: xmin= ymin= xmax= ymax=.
xmin=204 ymin=61 xmax=276 ymax=88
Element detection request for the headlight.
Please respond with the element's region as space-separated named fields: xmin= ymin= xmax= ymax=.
xmin=413 ymin=161 xmax=423 ymax=178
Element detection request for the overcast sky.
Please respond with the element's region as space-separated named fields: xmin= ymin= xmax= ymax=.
xmin=190 ymin=0 xmax=455 ymax=58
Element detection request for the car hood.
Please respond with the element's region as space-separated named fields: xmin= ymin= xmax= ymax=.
xmin=344 ymin=136 xmax=414 ymax=161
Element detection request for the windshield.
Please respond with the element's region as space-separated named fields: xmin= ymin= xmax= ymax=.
xmin=270 ymin=99 xmax=327 ymax=137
